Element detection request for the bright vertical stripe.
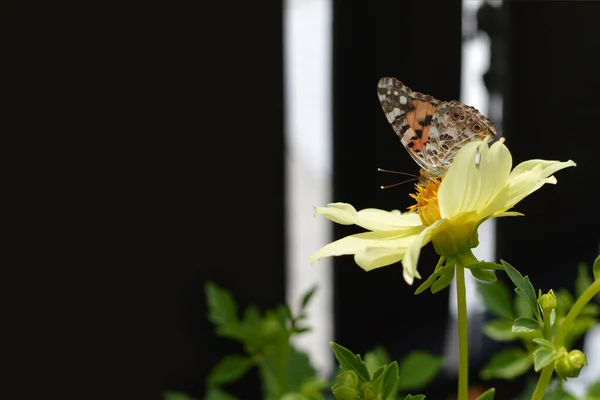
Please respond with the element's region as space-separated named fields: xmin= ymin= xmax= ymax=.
xmin=283 ymin=0 xmax=334 ymax=378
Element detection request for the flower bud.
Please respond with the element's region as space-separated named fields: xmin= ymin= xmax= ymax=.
xmin=336 ymin=370 xmax=358 ymax=389
xmin=331 ymin=386 xmax=360 ymax=400
xmin=361 ymin=383 xmax=376 ymax=400
xmin=554 ymin=349 xmax=587 ymax=379
xmin=538 ymin=289 xmax=557 ymax=313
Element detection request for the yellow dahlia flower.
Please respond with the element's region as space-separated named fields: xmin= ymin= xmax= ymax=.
xmin=308 ymin=137 xmax=575 ymax=285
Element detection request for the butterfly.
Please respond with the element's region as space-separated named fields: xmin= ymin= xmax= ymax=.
xmin=377 ymin=77 xmax=497 ymax=184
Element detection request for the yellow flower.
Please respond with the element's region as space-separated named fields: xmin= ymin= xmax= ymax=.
xmin=308 ymin=137 xmax=576 ymax=285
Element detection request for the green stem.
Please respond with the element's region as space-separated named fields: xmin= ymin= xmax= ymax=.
xmin=531 ymin=279 xmax=600 ymax=400
xmin=543 ymin=310 xmax=552 ymax=342
xmin=530 ymin=311 xmax=554 ymax=400
xmin=456 ymin=264 xmax=469 ymax=400
xmin=531 ymin=366 xmax=554 ymax=400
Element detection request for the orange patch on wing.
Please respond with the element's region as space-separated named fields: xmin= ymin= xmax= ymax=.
xmin=405 ymin=100 xmax=436 ymax=149
xmin=409 ymin=137 xmax=423 ymax=152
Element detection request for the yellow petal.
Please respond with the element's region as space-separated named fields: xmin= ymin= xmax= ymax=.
xmin=510 ymin=159 xmax=576 ymax=181
xmin=472 ymin=138 xmax=512 ymax=211
xmin=439 ymin=137 xmax=513 ymax=218
xmin=314 ymin=203 xmax=422 ymax=231
xmin=354 ymin=245 xmax=408 ymax=272
xmin=493 ymin=211 xmax=524 ymax=218
xmin=308 ymin=227 xmax=424 ymax=265
xmin=481 ymin=159 xmax=575 ymax=217
xmin=438 ymin=141 xmax=482 ymax=218
xmin=401 ymin=219 xmax=447 ymax=284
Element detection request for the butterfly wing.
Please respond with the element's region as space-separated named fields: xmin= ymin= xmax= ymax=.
xmin=423 ymin=101 xmax=498 ymax=173
xmin=377 ymin=77 xmax=497 ymax=178
xmin=377 ymin=77 xmax=441 ymax=171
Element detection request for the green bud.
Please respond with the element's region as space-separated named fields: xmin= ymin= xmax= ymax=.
xmin=261 ymin=314 xmax=282 ymax=338
xmin=336 ymin=370 xmax=358 ymax=389
xmin=554 ymin=349 xmax=587 ymax=379
xmin=331 ymin=385 xmax=360 ymax=400
xmin=539 ymin=289 xmax=557 ymax=313
xmin=361 ymin=382 xmax=376 ymax=400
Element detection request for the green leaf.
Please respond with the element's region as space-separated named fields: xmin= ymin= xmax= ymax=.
xmin=396 ymin=351 xmax=444 ymax=391
xmin=593 ymin=255 xmax=600 ymax=281
xmin=291 ymin=326 xmax=312 ymax=335
xmin=512 ymin=317 xmax=542 ymax=333
xmin=474 ymin=388 xmax=496 ymax=400
xmin=576 ymin=262 xmax=593 ymax=299
xmin=241 ymin=305 xmax=261 ymax=352
xmin=476 ymin=281 xmax=514 ymax=320
xmin=206 ymin=354 xmax=253 ymax=385
xmin=467 ymin=262 xmax=504 ymax=271
xmin=205 ymin=282 xmax=239 ymax=327
xmin=372 ymin=346 xmax=391 ymax=365
xmin=544 ymin=387 xmax=577 ymax=400
xmin=280 ymin=393 xmax=311 ymax=400
xmin=204 ymin=387 xmax=238 ymax=400
xmin=415 ymin=263 xmax=448 ymax=294
xmin=381 ymin=361 xmax=399 ymax=400
xmin=555 ymin=289 xmax=574 ymax=318
xmin=299 ymin=378 xmax=328 ymax=399
xmin=532 ymin=337 xmax=555 ymax=349
xmin=287 ymin=349 xmax=318 ymax=393
xmin=403 ymin=395 xmax=426 ymax=400
xmin=301 ymin=285 xmax=317 ymax=310
xmin=372 ymin=365 xmax=386 ymax=385
xmin=470 ymin=268 xmax=497 ymax=282
xmin=580 ymin=302 xmax=600 ymax=318
xmin=586 ymin=380 xmax=600 ymax=399
xmin=364 ymin=346 xmax=391 ymax=376
xmin=500 ymin=260 xmax=541 ymax=321
xmin=564 ymin=316 xmax=598 ymax=348
xmin=431 ymin=266 xmax=456 ymax=293
xmin=330 ymin=342 xmax=371 ymax=384
xmin=364 ymin=353 xmax=382 ymax=377
xmin=480 ymin=347 xmax=532 ymax=380
xmin=514 ymin=294 xmax=534 ymax=319
xmin=483 ymin=319 xmax=519 ymax=342
xmin=533 ymin=347 xmax=557 ymax=371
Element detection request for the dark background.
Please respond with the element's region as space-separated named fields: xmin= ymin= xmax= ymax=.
xmin=18 ymin=1 xmax=599 ymax=400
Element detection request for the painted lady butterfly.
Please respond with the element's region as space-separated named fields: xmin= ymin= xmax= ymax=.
xmin=377 ymin=77 xmax=497 ymax=184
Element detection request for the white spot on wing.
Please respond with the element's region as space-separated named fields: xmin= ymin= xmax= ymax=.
xmin=393 ymin=107 xmax=401 ymax=117
xmin=393 ymin=91 xmax=398 ymax=96
xmin=386 ymin=111 xmax=395 ymax=123
xmin=400 ymin=96 xmax=407 ymax=105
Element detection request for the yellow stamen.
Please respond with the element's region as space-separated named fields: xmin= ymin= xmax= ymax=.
xmin=408 ymin=179 xmax=442 ymax=226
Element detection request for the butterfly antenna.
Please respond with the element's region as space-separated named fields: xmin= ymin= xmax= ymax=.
xmin=380 ymin=178 xmax=419 ymax=190
xmin=377 ymin=168 xmax=419 ymax=178
xmin=378 ymin=168 xmax=419 ymax=189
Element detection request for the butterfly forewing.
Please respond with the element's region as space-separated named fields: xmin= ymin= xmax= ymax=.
xmin=377 ymin=77 xmax=441 ymax=171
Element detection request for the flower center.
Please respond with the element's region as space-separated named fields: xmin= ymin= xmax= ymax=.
xmin=408 ymin=179 xmax=442 ymax=226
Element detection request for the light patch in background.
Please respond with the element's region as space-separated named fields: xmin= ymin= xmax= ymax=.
xmin=283 ymin=0 xmax=334 ymax=378
xmin=444 ymin=0 xmax=498 ymax=374
xmin=454 ymin=0 xmax=495 ymax=318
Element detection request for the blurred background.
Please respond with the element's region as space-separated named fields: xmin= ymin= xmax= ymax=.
xmin=163 ymin=1 xmax=600 ymax=399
